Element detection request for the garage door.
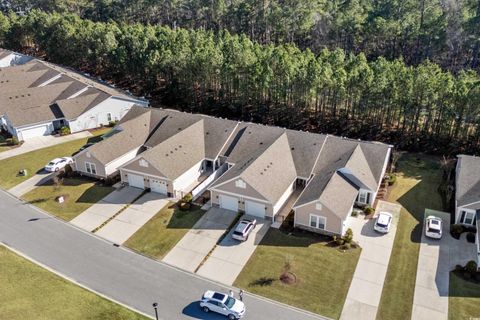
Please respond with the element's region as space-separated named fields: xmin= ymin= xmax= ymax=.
xmin=219 ymin=194 xmax=238 ymax=212
xmin=127 ymin=174 xmax=145 ymax=189
xmin=19 ymin=124 xmax=51 ymax=140
xmin=245 ymin=200 xmax=266 ymax=218
xmin=151 ymin=179 xmax=168 ymax=195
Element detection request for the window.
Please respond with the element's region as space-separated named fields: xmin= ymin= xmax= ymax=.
xmin=139 ymin=159 xmax=149 ymax=168
xmin=85 ymin=162 xmax=97 ymax=175
xmin=235 ymin=179 xmax=246 ymax=189
xmin=460 ymin=210 xmax=476 ymax=225
xmin=310 ymin=214 xmax=326 ymax=230
xmin=357 ymin=190 xmax=369 ymax=204
xmin=315 ymin=202 xmax=322 ymax=210
xmin=107 ymin=113 xmax=112 ymax=122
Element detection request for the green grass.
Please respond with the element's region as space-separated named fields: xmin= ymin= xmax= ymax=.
xmin=22 ymin=177 xmax=114 ymax=221
xmin=234 ymin=228 xmax=360 ymax=319
xmin=377 ymin=153 xmax=443 ymax=320
xmin=0 ymin=245 xmax=147 ymax=320
xmin=449 ymin=272 xmax=480 ymax=319
xmin=0 ymin=128 xmax=110 ymax=190
xmin=125 ymin=202 xmax=206 ymax=259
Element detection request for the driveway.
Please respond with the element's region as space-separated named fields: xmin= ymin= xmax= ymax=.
xmin=8 ymin=171 xmax=54 ymax=197
xmin=197 ymin=216 xmax=270 ymax=285
xmin=0 ymin=131 xmax=92 ymax=161
xmin=95 ymin=192 xmax=169 ymax=244
xmin=0 ymin=189 xmax=328 ymax=320
xmin=163 ymin=207 xmax=237 ymax=272
xmin=411 ymin=209 xmax=476 ymax=320
xmin=340 ymin=200 xmax=401 ymax=320
xmin=71 ymin=187 xmax=143 ymax=232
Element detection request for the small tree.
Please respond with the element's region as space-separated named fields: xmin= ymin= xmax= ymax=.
xmin=60 ymin=126 xmax=71 ymax=136
xmin=466 ymin=260 xmax=477 ymax=275
xmin=343 ymin=228 xmax=354 ymax=244
xmin=182 ymin=193 xmax=193 ymax=203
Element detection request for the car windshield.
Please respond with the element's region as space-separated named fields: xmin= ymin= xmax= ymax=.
xmin=377 ymin=222 xmax=388 ymax=228
xmin=428 ymin=227 xmax=441 ymax=233
xmin=225 ymin=296 xmax=236 ymax=309
xmin=233 ymin=231 xmax=244 ymax=236
xmin=48 ymin=162 xmax=55 ymax=166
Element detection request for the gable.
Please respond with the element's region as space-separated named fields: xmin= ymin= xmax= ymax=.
xmin=212 ymin=177 xmax=268 ymax=202
xmin=121 ymin=157 xmax=166 ymax=178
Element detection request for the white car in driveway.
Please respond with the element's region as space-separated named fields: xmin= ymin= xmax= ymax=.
xmin=200 ymin=290 xmax=246 ymax=319
xmin=44 ymin=157 xmax=73 ymax=172
xmin=232 ymin=218 xmax=257 ymax=241
xmin=374 ymin=211 xmax=393 ymax=233
xmin=425 ymin=215 xmax=443 ymax=239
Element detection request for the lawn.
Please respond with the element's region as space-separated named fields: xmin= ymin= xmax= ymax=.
xmin=22 ymin=177 xmax=114 ymax=221
xmin=0 ymin=245 xmax=147 ymax=320
xmin=234 ymin=228 xmax=361 ymax=319
xmin=0 ymin=128 xmax=110 ymax=190
xmin=377 ymin=153 xmax=443 ymax=320
xmin=449 ymin=272 xmax=480 ymax=319
xmin=125 ymin=202 xmax=205 ymax=259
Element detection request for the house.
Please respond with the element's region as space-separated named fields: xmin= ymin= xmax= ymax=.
xmin=73 ymin=105 xmax=392 ymax=236
xmin=455 ymin=154 xmax=480 ymax=262
xmin=0 ymin=48 xmax=32 ymax=67
xmin=0 ymin=55 xmax=148 ymax=141
xmin=455 ymin=155 xmax=480 ymax=227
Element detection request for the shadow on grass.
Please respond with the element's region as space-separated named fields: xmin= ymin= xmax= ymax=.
xmin=449 ymin=271 xmax=480 ymax=298
xmin=249 ymin=277 xmax=277 ymax=287
xmin=254 ymin=228 xmax=332 ymax=248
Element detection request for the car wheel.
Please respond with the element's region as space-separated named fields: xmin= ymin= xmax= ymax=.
xmin=202 ymin=306 xmax=210 ymax=313
xmin=228 ymin=314 xmax=237 ymax=320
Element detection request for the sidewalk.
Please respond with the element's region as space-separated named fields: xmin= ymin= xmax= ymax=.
xmin=340 ymin=201 xmax=401 ymax=320
xmin=0 ymin=131 xmax=92 ymax=161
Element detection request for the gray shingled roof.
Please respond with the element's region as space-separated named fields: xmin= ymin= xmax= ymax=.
xmin=133 ymin=120 xmax=206 ymax=180
xmin=456 ymin=155 xmax=480 ymax=208
xmin=319 ymin=172 xmax=359 ymax=220
xmin=55 ymin=88 xmax=110 ymax=120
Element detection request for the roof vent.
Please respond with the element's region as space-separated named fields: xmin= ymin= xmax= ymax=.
xmin=165 ymin=154 xmax=169 ymax=157
xmin=259 ymin=142 xmax=263 ymax=145
xmin=291 ymin=147 xmax=295 ymax=150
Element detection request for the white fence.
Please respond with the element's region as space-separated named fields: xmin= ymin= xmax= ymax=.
xmin=192 ymin=163 xmax=228 ymax=199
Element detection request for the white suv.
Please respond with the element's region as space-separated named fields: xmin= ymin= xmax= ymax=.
xmin=200 ymin=290 xmax=246 ymax=319
xmin=374 ymin=211 xmax=393 ymax=233
xmin=232 ymin=218 xmax=257 ymax=241
xmin=425 ymin=216 xmax=442 ymax=239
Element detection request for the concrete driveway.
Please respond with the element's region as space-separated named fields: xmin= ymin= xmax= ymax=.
xmin=197 ymin=215 xmax=270 ymax=285
xmin=163 ymin=207 xmax=237 ymax=272
xmin=411 ymin=209 xmax=476 ymax=320
xmin=71 ymin=187 xmax=143 ymax=232
xmin=0 ymin=131 xmax=92 ymax=161
xmin=340 ymin=200 xmax=401 ymax=320
xmin=95 ymin=192 xmax=169 ymax=244
xmin=8 ymin=171 xmax=54 ymax=197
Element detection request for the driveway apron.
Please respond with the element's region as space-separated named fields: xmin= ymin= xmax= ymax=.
xmin=197 ymin=216 xmax=271 ymax=285
xmin=70 ymin=187 xmax=143 ymax=232
xmin=162 ymin=207 xmax=237 ymax=273
xmin=8 ymin=172 xmax=54 ymax=197
xmin=340 ymin=200 xmax=401 ymax=320
xmin=95 ymin=192 xmax=169 ymax=245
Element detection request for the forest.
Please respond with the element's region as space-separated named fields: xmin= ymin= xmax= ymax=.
xmin=0 ymin=9 xmax=480 ymax=154
xmin=3 ymin=0 xmax=480 ymax=72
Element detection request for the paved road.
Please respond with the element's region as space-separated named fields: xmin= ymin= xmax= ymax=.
xmin=0 ymin=190 xmax=327 ymax=320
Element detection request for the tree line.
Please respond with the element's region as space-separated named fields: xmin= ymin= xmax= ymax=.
xmin=3 ymin=0 xmax=480 ymax=73
xmin=1 ymin=10 xmax=480 ymax=154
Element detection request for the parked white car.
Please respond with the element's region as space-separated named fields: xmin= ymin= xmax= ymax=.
xmin=374 ymin=211 xmax=393 ymax=233
xmin=425 ymin=215 xmax=443 ymax=239
xmin=200 ymin=290 xmax=246 ymax=319
xmin=44 ymin=157 xmax=73 ymax=172
xmin=232 ymin=218 xmax=257 ymax=241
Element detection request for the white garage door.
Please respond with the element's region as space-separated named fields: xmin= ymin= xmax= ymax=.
xmin=219 ymin=194 xmax=238 ymax=212
xmin=19 ymin=124 xmax=51 ymax=140
xmin=245 ymin=200 xmax=266 ymax=218
xmin=151 ymin=180 xmax=168 ymax=195
xmin=127 ymin=174 xmax=145 ymax=189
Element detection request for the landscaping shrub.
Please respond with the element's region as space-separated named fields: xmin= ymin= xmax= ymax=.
xmin=451 ymin=224 xmax=464 ymax=239
xmin=467 ymin=232 xmax=476 ymax=243
xmin=7 ymin=137 xmax=19 ymax=146
xmin=455 ymin=264 xmax=464 ymax=272
xmin=387 ymin=174 xmax=397 ymax=186
xmin=179 ymin=202 xmax=191 ymax=211
xmin=0 ymin=135 xmax=5 ymax=143
xmin=343 ymin=228 xmax=354 ymax=244
xmin=351 ymin=210 xmax=358 ymax=217
xmin=466 ymin=260 xmax=478 ymax=275
xmin=364 ymin=206 xmax=375 ymax=215
xmin=182 ymin=193 xmax=193 ymax=203
xmin=60 ymin=126 xmax=71 ymax=136
xmin=108 ymin=120 xmax=118 ymax=127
